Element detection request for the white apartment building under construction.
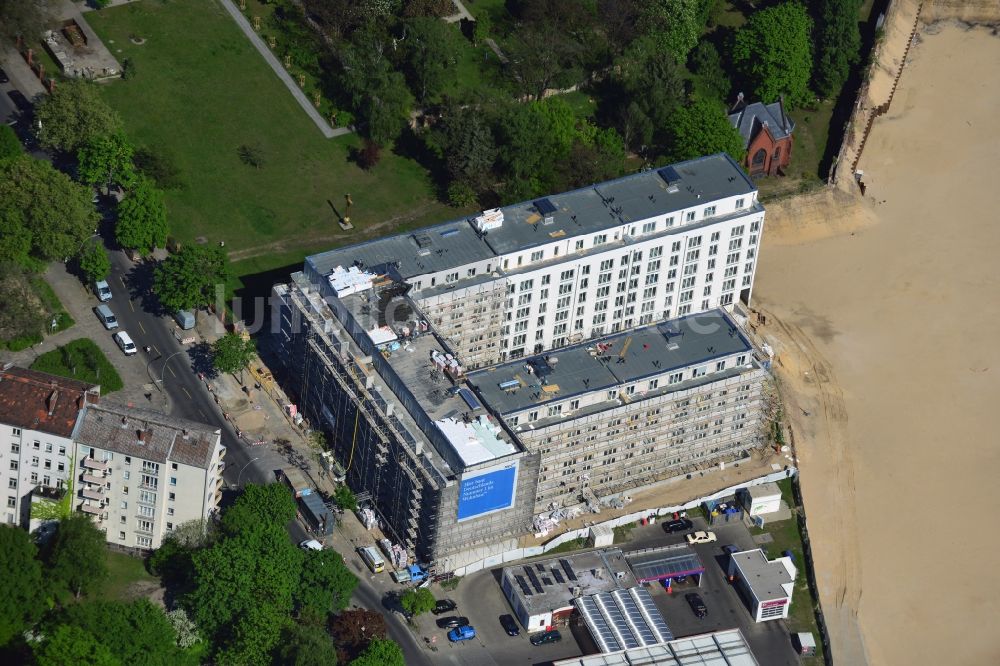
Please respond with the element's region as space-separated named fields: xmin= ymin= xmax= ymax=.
xmin=273 ymin=153 xmax=772 ymax=570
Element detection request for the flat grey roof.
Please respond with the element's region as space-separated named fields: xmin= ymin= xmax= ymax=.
xmin=306 ymin=218 xmax=495 ymax=281
xmin=731 ymin=549 xmax=794 ymax=601
xmin=553 ymin=629 xmax=760 ymax=666
xmin=305 ymin=154 xmax=755 ymax=282
xmin=503 ymin=548 xmax=636 ymax=614
xmin=467 ymin=309 xmax=752 ymax=416
xmin=483 ymin=154 xmax=754 ymax=255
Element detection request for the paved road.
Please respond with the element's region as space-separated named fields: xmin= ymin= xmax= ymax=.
xmin=217 ymin=0 xmax=347 ymax=139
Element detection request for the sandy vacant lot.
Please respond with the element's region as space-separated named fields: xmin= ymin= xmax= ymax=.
xmin=753 ymin=22 xmax=1000 ymax=666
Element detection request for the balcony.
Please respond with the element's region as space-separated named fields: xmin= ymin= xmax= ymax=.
xmin=217 ymin=461 xmax=226 ymax=473
xmin=79 ymin=503 xmax=105 ymax=520
xmin=81 ymin=473 xmax=106 ymax=486
xmin=81 ymin=458 xmax=109 ymax=472
xmin=81 ymin=487 xmax=105 ymax=501
xmin=218 ymin=446 xmax=227 ymax=460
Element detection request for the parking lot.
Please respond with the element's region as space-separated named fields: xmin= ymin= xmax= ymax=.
xmin=427 ymin=515 xmax=803 ymax=665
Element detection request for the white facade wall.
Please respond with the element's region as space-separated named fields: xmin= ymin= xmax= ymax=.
xmin=75 ymin=439 xmax=223 ymax=551
xmin=413 ymin=196 xmax=763 ymax=362
xmin=0 ymin=424 xmax=74 ymax=525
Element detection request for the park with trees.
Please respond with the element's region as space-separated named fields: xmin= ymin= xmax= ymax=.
xmin=0 ymin=483 xmax=392 ymax=665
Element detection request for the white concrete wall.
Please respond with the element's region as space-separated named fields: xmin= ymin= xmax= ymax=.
xmin=0 ymin=425 xmax=74 ymax=525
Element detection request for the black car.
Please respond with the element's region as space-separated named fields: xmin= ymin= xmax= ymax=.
xmin=0 ymin=67 xmax=8 ymax=84
xmin=6 ymin=90 xmax=31 ymax=113
xmin=664 ymin=518 xmax=693 ymax=533
xmin=530 ymin=630 xmax=562 ymax=646
xmin=685 ymin=592 xmax=708 ymax=618
xmin=436 ymin=616 xmax=469 ymax=629
xmin=499 ymin=614 xmax=520 ymax=636
xmin=432 ymin=599 xmax=457 ymax=615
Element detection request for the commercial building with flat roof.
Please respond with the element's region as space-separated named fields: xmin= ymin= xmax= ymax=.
xmin=272 ymin=154 xmax=770 ymax=571
xmin=727 ymin=548 xmax=797 ymax=622
xmin=499 ymin=548 xmax=636 ymax=632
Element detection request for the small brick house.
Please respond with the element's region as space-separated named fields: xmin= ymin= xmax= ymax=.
xmin=728 ymin=94 xmax=795 ymax=177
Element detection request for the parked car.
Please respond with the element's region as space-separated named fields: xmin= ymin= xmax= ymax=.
xmin=0 ymin=68 xmax=9 ymax=84
xmin=436 ymin=616 xmax=469 ymax=629
xmin=94 ymin=279 xmax=112 ymax=302
xmin=685 ymin=592 xmax=708 ymax=618
xmin=499 ymin=614 xmax=520 ymax=636
xmin=722 ymin=544 xmax=741 ymax=555
xmin=530 ymin=630 xmax=562 ymax=646
xmin=113 ymin=331 xmax=137 ymax=356
xmin=432 ymin=599 xmax=457 ymax=615
xmin=664 ymin=518 xmax=693 ymax=533
xmin=447 ymin=625 xmax=476 ymax=642
xmin=94 ymin=304 xmax=118 ymax=330
xmin=686 ymin=530 xmax=717 ymax=544
xmin=299 ymin=539 xmax=323 ymax=551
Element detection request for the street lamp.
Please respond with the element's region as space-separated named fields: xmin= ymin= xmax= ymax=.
xmin=148 ymin=350 xmax=187 ymax=393
xmin=235 ymin=456 xmax=261 ymax=488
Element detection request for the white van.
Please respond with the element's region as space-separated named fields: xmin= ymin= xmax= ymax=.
xmin=94 ymin=279 xmax=112 ymax=302
xmin=94 ymin=304 xmax=118 ymax=330
xmin=113 ymin=331 xmax=137 ymax=355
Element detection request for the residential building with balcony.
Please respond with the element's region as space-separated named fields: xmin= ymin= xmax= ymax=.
xmin=0 ymin=366 xmax=99 ymax=526
xmin=72 ymin=403 xmax=225 ymax=551
xmin=272 ymin=153 xmax=770 ymax=572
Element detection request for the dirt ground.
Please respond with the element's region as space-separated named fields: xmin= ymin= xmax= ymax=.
xmin=752 ymin=22 xmax=1000 ymax=666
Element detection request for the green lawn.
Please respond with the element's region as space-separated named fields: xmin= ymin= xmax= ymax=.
xmin=87 ymin=0 xmax=456 ymax=278
xmin=30 ymin=338 xmax=124 ymax=392
xmin=31 ymin=274 xmax=75 ymax=334
xmin=98 ymin=550 xmax=159 ymax=601
xmin=751 ymin=478 xmax=823 ymax=662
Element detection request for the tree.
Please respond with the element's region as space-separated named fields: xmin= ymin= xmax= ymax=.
xmin=45 ymin=513 xmax=107 ymax=598
xmin=0 ymin=124 xmax=20 ymax=162
xmin=212 ymin=333 xmax=256 ymax=383
xmin=401 ymin=17 xmax=460 ymax=104
xmin=34 ymin=625 xmax=120 ymax=666
xmin=34 ymin=80 xmax=122 ymax=153
xmin=813 ymin=0 xmax=862 ymax=98
xmin=77 ymin=131 xmax=137 ymax=190
xmin=399 ymin=588 xmax=436 ymax=616
xmin=666 ymin=97 xmax=747 ymax=163
xmin=330 ymin=609 xmax=386 ymax=662
xmin=55 ymin=599 xmax=193 ymax=666
xmin=689 ymin=41 xmax=731 ymax=103
xmin=431 ymin=105 xmax=497 ymax=193
xmin=349 ymin=638 xmax=404 ymax=666
xmin=0 ymin=0 xmax=53 ymax=43
xmin=507 ymin=24 xmax=582 ymax=101
xmin=133 ymin=146 xmax=183 ymax=190
xmin=186 ymin=520 xmax=302 ymax=660
xmin=339 ymin=38 xmax=414 ymax=148
xmin=0 ymin=525 xmax=47 ymax=645
xmin=733 ymin=2 xmax=814 ymax=107
xmin=221 ymin=483 xmax=297 ymax=538
xmin=165 ymin=609 xmax=201 ymax=649
xmin=237 ymin=143 xmax=264 ymax=169
xmin=295 ymin=549 xmax=358 ymax=617
xmin=333 ymin=485 xmax=357 ymax=512
xmin=78 ymin=239 xmax=110 ymax=284
xmin=116 ymin=178 xmax=168 ymax=254
xmin=640 ymin=0 xmax=701 ymax=62
xmin=277 ymin=621 xmax=339 ymax=666
xmin=555 ymin=126 xmax=626 ymax=190
xmin=153 ymin=245 xmax=229 ymax=312
xmin=0 ymin=155 xmax=98 ymax=265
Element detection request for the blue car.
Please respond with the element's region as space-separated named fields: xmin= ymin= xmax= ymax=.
xmin=448 ymin=625 xmax=476 ymax=642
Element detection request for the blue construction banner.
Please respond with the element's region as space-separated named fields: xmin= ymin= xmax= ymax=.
xmin=457 ymin=462 xmax=519 ymax=521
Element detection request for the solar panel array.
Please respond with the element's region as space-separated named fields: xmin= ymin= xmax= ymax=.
xmin=560 ymin=559 xmax=578 ymax=581
xmin=574 ymin=588 xmax=674 ymax=654
xmin=552 ymin=568 xmax=565 ymax=584
xmin=515 ymin=575 xmax=532 ymax=597
xmin=525 ymin=567 xmax=544 ymax=594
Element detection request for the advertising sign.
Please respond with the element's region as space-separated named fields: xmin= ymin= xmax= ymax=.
xmin=457 ymin=461 xmax=519 ymax=521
